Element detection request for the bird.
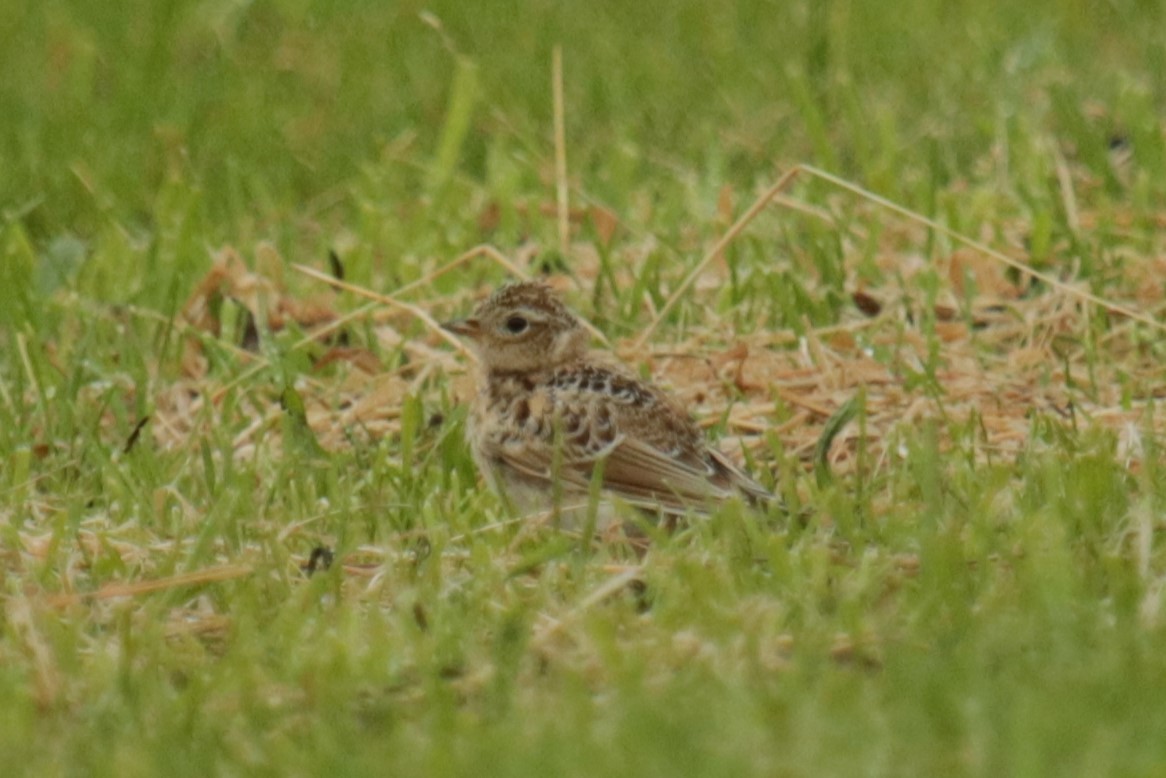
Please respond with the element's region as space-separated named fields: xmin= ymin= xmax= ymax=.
xmin=442 ymin=281 xmax=776 ymax=526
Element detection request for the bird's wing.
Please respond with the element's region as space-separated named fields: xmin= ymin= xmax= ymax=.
xmin=705 ymin=447 xmax=776 ymax=506
xmin=491 ymin=412 xmax=772 ymax=515
xmin=481 ymin=362 xmax=776 ymax=515
xmin=593 ymin=435 xmax=741 ymax=511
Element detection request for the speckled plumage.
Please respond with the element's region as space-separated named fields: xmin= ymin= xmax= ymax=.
xmin=443 ymin=282 xmax=774 ymax=520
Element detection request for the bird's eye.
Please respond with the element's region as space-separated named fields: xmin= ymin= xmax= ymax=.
xmin=504 ymin=315 xmax=529 ymax=334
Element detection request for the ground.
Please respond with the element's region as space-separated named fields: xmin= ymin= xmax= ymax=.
xmin=2 ymin=1 xmax=1166 ymax=775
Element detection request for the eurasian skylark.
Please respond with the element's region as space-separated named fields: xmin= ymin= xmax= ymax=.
xmin=443 ymin=281 xmax=775 ymax=523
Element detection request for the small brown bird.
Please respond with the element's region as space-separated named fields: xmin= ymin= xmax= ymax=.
xmin=442 ymin=281 xmax=775 ymax=524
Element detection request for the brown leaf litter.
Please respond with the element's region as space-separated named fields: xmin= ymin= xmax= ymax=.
xmin=157 ymin=226 xmax=1165 ymax=494
xmin=9 ymin=175 xmax=1166 ymax=651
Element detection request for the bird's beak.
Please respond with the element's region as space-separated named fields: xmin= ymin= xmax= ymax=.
xmin=440 ymin=317 xmax=481 ymax=338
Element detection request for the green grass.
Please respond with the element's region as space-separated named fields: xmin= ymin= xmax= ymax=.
xmin=4 ymin=0 xmax=1166 ymax=775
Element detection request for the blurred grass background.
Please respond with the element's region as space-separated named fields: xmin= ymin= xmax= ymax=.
xmin=3 ymin=0 xmax=1166 ymax=775
xmin=6 ymin=1 xmax=1164 ymax=264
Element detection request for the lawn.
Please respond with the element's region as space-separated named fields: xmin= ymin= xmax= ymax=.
xmin=3 ymin=0 xmax=1166 ymax=775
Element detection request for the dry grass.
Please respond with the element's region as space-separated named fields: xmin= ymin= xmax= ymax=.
xmin=8 ymin=165 xmax=1126 ymax=627
xmin=7 ymin=2 xmax=1166 ymax=773
xmin=152 ymin=165 xmax=1166 ymax=492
